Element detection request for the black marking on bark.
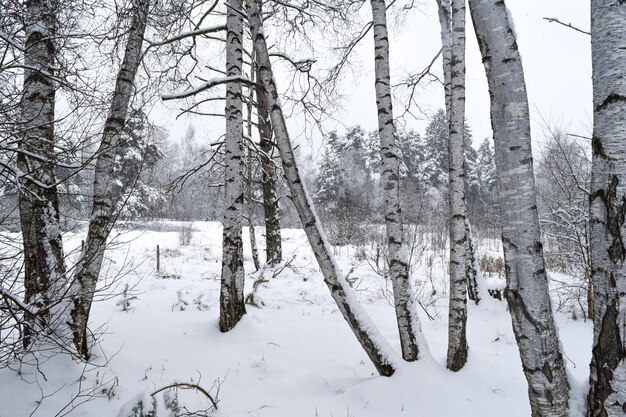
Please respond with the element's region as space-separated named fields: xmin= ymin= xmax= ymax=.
xmin=596 ymin=93 xmax=626 ymax=112
xmin=505 ymin=289 xmax=547 ymax=333
xmin=588 ymin=301 xmax=623 ymax=416
xmin=591 ymin=137 xmax=607 ymax=159
xmin=542 ymin=361 xmax=554 ymax=383
xmin=605 ymin=175 xmax=626 ymax=264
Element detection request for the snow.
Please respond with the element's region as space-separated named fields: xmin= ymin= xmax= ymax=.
xmin=0 ymin=221 xmax=593 ymax=417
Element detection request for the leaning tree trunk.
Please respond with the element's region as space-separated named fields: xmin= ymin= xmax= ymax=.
xmin=369 ymin=0 xmax=420 ymax=362
xmin=468 ymin=0 xmax=569 ymax=415
xmin=219 ymin=0 xmax=246 ymax=332
xmin=444 ymin=0 xmax=469 ymax=372
xmin=246 ymin=0 xmax=398 ymax=376
xmin=587 ymin=1 xmax=626 ymax=416
xmin=253 ymin=5 xmax=282 ymax=267
xmin=18 ymin=0 xmax=68 ymax=347
xmin=69 ymin=0 xmax=150 ymax=359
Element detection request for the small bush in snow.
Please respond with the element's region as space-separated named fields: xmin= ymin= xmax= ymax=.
xmin=117 ymin=283 xmax=138 ymax=312
xmin=193 ymin=294 xmax=211 ymax=311
xmin=179 ymin=224 xmax=193 ymax=246
xmin=172 ymin=291 xmax=189 ymax=311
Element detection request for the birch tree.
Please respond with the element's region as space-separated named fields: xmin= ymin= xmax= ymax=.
xmin=468 ymin=0 xmax=569 ymax=415
xmin=256 ymin=59 xmax=282 ymax=267
xmin=69 ymin=0 xmax=150 ymax=358
xmin=443 ymin=0 xmax=469 ymax=371
xmin=250 ymin=0 xmax=282 ymax=268
xmin=587 ymin=0 xmax=626 ymax=415
xmin=369 ymin=0 xmax=420 ymax=362
xmin=246 ymin=0 xmax=399 ymax=376
xmin=437 ymin=0 xmax=480 ymax=309
xmin=219 ymin=0 xmax=246 ymax=332
xmin=17 ymin=0 xmax=69 ymax=347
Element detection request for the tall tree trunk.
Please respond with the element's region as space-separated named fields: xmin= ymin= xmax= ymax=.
xmin=219 ymin=0 xmax=246 ymax=332
xmin=468 ymin=0 xmax=569 ymax=415
xmin=69 ymin=0 xmax=150 ymax=359
xmin=246 ymin=72 xmax=260 ymax=272
xmin=246 ymin=0 xmax=397 ymax=376
xmin=445 ymin=0 xmax=469 ymax=372
xmin=438 ymin=0 xmax=480 ymax=308
xmin=254 ymin=4 xmax=282 ymax=267
xmin=18 ymin=0 xmax=67 ymax=347
xmin=369 ymin=0 xmax=421 ymax=362
xmin=436 ymin=0 xmax=452 ymax=117
xmin=587 ymin=1 xmax=626 ymax=415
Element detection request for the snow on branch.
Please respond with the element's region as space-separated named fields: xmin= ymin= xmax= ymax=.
xmin=148 ymin=25 xmax=227 ymax=48
xmin=0 ymin=30 xmax=23 ymax=50
xmin=0 ymin=286 xmax=39 ymax=315
xmin=269 ymin=52 xmax=316 ymax=72
xmin=161 ymin=76 xmax=255 ymax=101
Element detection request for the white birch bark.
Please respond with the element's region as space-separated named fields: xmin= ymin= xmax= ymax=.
xmin=465 ymin=219 xmax=481 ymax=303
xmin=219 ymin=0 xmax=246 ymax=332
xmin=246 ymin=72 xmax=260 ymax=272
xmin=253 ymin=3 xmax=282 ymax=267
xmin=369 ymin=0 xmax=421 ymax=362
xmin=436 ymin=0 xmax=452 ymax=117
xmin=445 ymin=0 xmax=469 ymax=372
xmin=438 ymin=0 xmax=480 ymax=307
xmin=69 ymin=0 xmax=150 ymax=358
xmin=246 ymin=0 xmax=398 ymax=376
xmin=468 ymin=0 xmax=569 ymax=415
xmin=17 ymin=0 xmax=68 ymax=347
xmin=587 ymin=1 xmax=626 ymax=415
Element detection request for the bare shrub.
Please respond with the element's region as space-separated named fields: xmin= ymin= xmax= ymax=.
xmin=178 ymin=223 xmax=194 ymax=246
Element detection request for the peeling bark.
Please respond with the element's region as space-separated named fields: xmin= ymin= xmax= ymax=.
xmin=587 ymin=1 xmax=626 ymax=416
xmin=69 ymin=0 xmax=150 ymax=359
xmin=246 ymin=0 xmax=397 ymax=376
xmin=369 ymin=0 xmax=421 ymax=362
xmin=219 ymin=0 xmax=246 ymax=332
xmin=468 ymin=0 xmax=569 ymax=414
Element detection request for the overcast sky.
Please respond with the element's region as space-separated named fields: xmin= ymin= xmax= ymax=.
xmin=160 ymin=0 xmax=592 ymax=160
xmin=333 ymin=0 xmax=592 ymax=147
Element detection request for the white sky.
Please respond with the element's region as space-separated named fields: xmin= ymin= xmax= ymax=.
xmin=158 ymin=0 xmax=592 ymax=160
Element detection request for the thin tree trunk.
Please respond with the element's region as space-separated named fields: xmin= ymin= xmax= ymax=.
xmin=438 ymin=0 xmax=480 ymax=307
xmin=436 ymin=0 xmax=452 ymax=117
xmin=465 ymin=219 xmax=480 ymax=303
xmin=246 ymin=70 xmax=260 ymax=272
xmin=369 ymin=0 xmax=421 ymax=362
xmin=18 ymin=0 xmax=67 ymax=347
xmin=445 ymin=0 xmax=469 ymax=372
xmin=254 ymin=2 xmax=282 ymax=267
xmin=468 ymin=0 xmax=569 ymax=415
xmin=587 ymin=1 xmax=626 ymax=415
xmin=69 ymin=0 xmax=150 ymax=359
xmin=219 ymin=0 xmax=246 ymax=332
xmin=246 ymin=0 xmax=397 ymax=376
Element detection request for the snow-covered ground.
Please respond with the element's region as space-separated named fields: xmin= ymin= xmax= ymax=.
xmin=0 ymin=221 xmax=593 ymax=417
